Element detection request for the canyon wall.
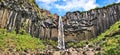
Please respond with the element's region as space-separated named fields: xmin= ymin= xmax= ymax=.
xmin=0 ymin=0 xmax=120 ymax=42
xmin=0 ymin=0 xmax=58 ymax=40
xmin=63 ymin=3 xmax=120 ymax=41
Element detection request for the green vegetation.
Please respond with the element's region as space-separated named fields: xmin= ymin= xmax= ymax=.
xmin=89 ymin=20 xmax=120 ymax=44
xmin=67 ymin=20 xmax=120 ymax=54
xmin=103 ymin=45 xmax=120 ymax=55
xmin=43 ymin=39 xmax=57 ymax=48
xmin=0 ymin=29 xmax=45 ymax=51
xmin=102 ymin=35 xmax=120 ymax=55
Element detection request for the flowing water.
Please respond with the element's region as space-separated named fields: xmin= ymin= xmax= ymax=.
xmin=57 ymin=16 xmax=65 ymax=50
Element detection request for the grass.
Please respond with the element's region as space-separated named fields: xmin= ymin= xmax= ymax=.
xmin=43 ymin=39 xmax=57 ymax=48
xmin=89 ymin=20 xmax=120 ymax=44
xmin=66 ymin=20 xmax=120 ymax=54
xmin=0 ymin=29 xmax=45 ymax=51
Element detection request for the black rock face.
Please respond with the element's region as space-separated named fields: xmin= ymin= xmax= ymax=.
xmin=0 ymin=0 xmax=57 ymax=40
xmin=0 ymin=0 xmax=120 ymax=42
xmin=63 ymin=4 xmax=120 ymax=41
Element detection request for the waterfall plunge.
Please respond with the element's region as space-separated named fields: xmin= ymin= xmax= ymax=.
xmin=57 ymin=16 xmax=65 ymax=50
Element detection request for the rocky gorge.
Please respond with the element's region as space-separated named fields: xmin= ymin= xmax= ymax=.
xmin=1 ymin=0 xmax=120 ymax=42
xmin=0 ymin=0 xmax=120 ymax=55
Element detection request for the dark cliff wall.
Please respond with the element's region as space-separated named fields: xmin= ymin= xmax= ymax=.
xmin=0 ymin=0 xmax=58 ymax=40
xmin=1 ymin=0 xmax=120 ymax=42
xmin=63 ymin=3 xmax=120 ymax=41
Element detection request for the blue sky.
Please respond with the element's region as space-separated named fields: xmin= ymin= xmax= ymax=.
xmin=35 ymin=0 xmax=120 ymax=16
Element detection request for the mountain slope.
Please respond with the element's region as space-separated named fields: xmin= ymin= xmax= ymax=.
xmin=67 ymin=20 xmax=120 ymax=55
xmin=0 ymin=28 xmax=45 ymax=54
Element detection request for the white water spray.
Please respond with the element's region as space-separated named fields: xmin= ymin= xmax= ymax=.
xmin=57 ymin=16 xmax=65 ymax=50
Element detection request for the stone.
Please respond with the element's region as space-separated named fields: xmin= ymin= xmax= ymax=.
xmin=53 ymin=51 xmax=61 ymax=55
xmin=26 ymin=54 xmax=31 ymax=55
xmin=45 ymin=18 xmax=53 ymax=24
xmin=95 ymin=47 xmax=101 ymax=51
xmin=61 ymin=51 xmax=69 ymax=55
xmin=77 ymin=51 xmax=83 ymax=55
xmin=19 ymin=51 xmax=26 ymax=55
xmin=85 ymin=51 xmax=95 ymax=55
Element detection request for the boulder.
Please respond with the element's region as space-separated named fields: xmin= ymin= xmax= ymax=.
xmin=53 ymin=51 xmax=61 ymax=55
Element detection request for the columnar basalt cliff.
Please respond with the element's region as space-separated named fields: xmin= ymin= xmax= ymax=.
xmin=0 ymin=0 xmax=120 ymax=42
xmin=0 ymin=0 xmax=58 ymax=40
xmin=63 ymin=3 xmax=120 ymax=41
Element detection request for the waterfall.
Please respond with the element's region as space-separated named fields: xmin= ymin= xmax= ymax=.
xmin=57 ymin=16 xmax=65 ymax=50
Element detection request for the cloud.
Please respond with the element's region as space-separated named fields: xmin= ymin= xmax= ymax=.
xmin=37 ymin=0 xmax=57 ymax=4
xmin=35 ymin=0 xmax=99 ymax=15
xmin=117 ymin=0 xmax=120 ymax=2
xmin=55 ymin=0 xmax=98 ymax=11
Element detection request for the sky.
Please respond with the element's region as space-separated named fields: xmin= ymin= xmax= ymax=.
xmin=35 ymin=0 xmax=120 ymax=16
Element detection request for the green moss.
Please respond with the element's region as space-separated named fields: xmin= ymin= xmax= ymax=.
xmin=67 ymin=42 xmax=75 ymax=48
xmin=0 ymin=28 xmax=45 ymax=51
xmin=75 ymin=40 xmax=87 ymax=47
xmin=48 ymin=14 xmax=54 ymax=18
xmin=42 ymin=39 xmax=57 ymax=48
xmin=29 ymin=0 xmax=34 ymax=3
xmin=103 ymin=45 xmax=120 ymax=55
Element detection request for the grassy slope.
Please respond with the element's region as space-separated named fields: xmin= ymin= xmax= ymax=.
xmin=0 ymin=29 xmax=45 ymax=51
xmin=89 ymin=20 xmax=120 ymax=55
xmin=67 ymin=20 xmax=120 ymax=55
